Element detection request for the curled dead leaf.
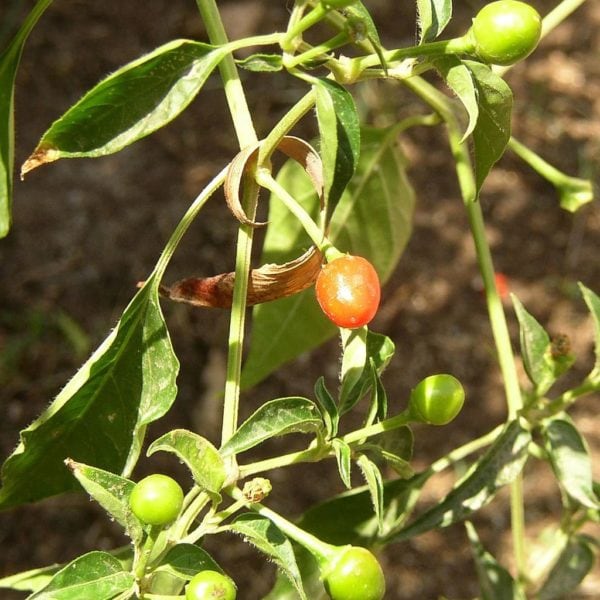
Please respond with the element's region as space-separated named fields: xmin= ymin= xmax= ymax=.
xmin=160 ymin=246 xmax=323 ymax=308
xmin=225 ymin=135 xmax=324 ymax=226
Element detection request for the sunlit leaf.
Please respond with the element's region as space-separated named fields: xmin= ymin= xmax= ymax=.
xmin=220 ymin=397 xmax=323 ymax=457
xmin=147 ymin=429 xmax=225 ymax=494
xmin=22 ymin=39 xmax=230 ymax=174
xmin=388 ymin=420 xmax=531 ymax=541
xmin=227 ymin=514 xmax=307 ymax=600
xmin=417 ymin=0 xmax=452 ymax=42
xmin=0 ymin=274 xmax=178 ymax=509
xmin=463 ymin=60 xmax=513 ymax=195
xmin=543 ymin=417 xmax=599 ymax=509
xmin=28 ymin=552 xmax=134 ymax=600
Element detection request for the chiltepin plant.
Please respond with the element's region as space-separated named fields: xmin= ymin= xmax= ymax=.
xmin=0 ymin=1 xmax=597 ymax=599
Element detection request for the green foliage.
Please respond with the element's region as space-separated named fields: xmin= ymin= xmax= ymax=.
xmin=1 ymin=1 xmax=598 ymax=599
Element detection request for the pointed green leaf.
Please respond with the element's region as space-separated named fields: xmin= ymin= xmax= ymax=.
xmin=147 ymin=429 xmax=225 ymax=494
xmin=339 ymin=326 xmax=368 ymax=412
xmin=0 ymin=0 xmax=53 ymax=237
xmin=356 ymin=453 xmax=384 ymax=534
xmin=344 ymin=2 xmax=387 ymax=71
xmin=153 ymin=543 xmax=221 ymax=581
xmin=22 ymin=39 xmax=230 ymax=174
xmin=580 ymin=283 xmax=600 ymax=383
xmin=227 ymin=514 xmax=307 ymax=600
xmin=314 ymin=377 xmax=339 ymax=439
xmin=0 ymin=274 xmax=178 ymax=509
xmin=463 ymin=60 xmax=513 ymax=194
xmin=332 ymin=438 xmax=353 ymax=489
xmin=241 ymin=126 xmax=414 ymax=388
xmin=543 ymin=417 xmax=599 ymax=509
xmin=538 ymin=535 xmax=596 ymax=600
xmin=66 ymin=460 xmax=143 ymax=544
xmin=312 ymin=77 xmax=360 ymax=214
xmin=513 ymin=295 xmax=573 ymax=395
xmin=28 ymin=551 xmax=134 ymax=600
xmin=219 ymin=397 xmax=323 ymax=457
xmin=417 ymin=0 xmax=452 ymax=43
xmin=433 ymin=56 xmax=478 ymax=140
xmin=389 ymin=420 xmax=531 ymax=541
xmin=340 ymin=331 xmax=395 ymax=415
xmin=360 ymin=440 xmax=414 ymax=480
xmin=465 ymin=522 xmax=523 ymax=600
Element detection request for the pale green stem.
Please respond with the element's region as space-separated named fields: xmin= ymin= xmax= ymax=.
xmin=229 ymin=486 xmax=337 ymax=563
xmin=195 ymin=0 xmax=259 ymax=458
xmin=152 ymin=167 xmax=227 ymax=283
xmin=284 ymin=31 xmax=350 ymax=69
xmin=255 ymin=169 xmax=335 ymax=257
xmin=402 ymin=74 xmax=527 ymax=581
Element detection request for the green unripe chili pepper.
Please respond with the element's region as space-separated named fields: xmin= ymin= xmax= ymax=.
xmin=322 ymin=546 xmax=385 ymax=600
xmin=129 ymin=474 xmax=184 ymax=526
xmin=409 ymin=374 xmax=465 ymax=425
xmin=469 ymin=0 xmax=542 ymax=66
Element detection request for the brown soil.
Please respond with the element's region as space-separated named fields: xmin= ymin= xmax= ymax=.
xmin=1 ymin=1 xmax=599 ymax=599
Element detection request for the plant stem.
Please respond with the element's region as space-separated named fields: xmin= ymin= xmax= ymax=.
xmin=229 ymin=486 xmax=337 ymax=563
xmin=281 ymin=2 xmax=329 ymax=52
xmin=195 ymin=0 xmax=259 ymax=458
xmin=284 ymin=31 xmax=350 ymax=69
xmin=403 ymin=74 xmax=527 ymax=581
xmin=152 ymin=167 xmax=228 ymax=283
xmin=255 ymin=170 xmax=334 ymax=256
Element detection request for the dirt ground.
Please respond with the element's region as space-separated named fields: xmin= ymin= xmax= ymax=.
xmin=1 ymin=1 xmax=599 ymax=598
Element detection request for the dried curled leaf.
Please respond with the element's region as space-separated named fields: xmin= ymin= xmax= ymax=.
xmin=225 ymin=135 xmax=324 ymax=226
xmin=160 ymin=246 xmax=323 ymax=308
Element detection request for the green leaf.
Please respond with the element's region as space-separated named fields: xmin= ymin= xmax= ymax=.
xmin=219 ymin=397 xmax=323 ymax=457
xmin=312 ymin=77 xmax=360 ymax=214
xmin=0 ymin=547 xmax=132 ymax=594
xmin=360 ymin=437 xmax=414 ymax=480
xmin=0 ymin=0 xmax=53 ymax=237
xmin=241 ymin=125 xmax=414 ymax=388
xmin=339 ymin=331 xmax=395 ymax=415
xmin=463 ymin=60 xmax=513 ymax=195
xmin=512 ymin=295 xmax=573 ymax=395
xmin=356 ymin=454 xmax=384 ymax=534
xmin=388 ymin=420 xmax=531 ymax=542
xmin=147 ymin=429 xmax=225 ymax=494
xmin=332 ymin=438 xmax=352 ymax=489
xmin=66 ymin=460 xmax=143 ymax=545
xmin=236 ymin=53 xmax=283 ymax=72
xmin=314 ymin=377 xmax=339 ymax=438
xmin=344 ymin=2 xmax=387 ymax=72
xmin=538 ymin=535 xmax=596 ymax=600
xmin=433 ymin=56 xmax=478 ymax=141
xmin=28 ymin=551 xmax=135 ymax=600
xmin=0 ymin=274 xmax=179 ymax=509
xmin=542 ymin=417 xmax=599 ymax=509
xmin=417 ymin=0 xmax=452 ymax=43
xmin=0 ymin=564 xmax=61 ymax=594
xmin=298 ymin=476 xmax=421 ymax=547
xmin=152 ymin=543 xmax=221 ymax=591
xmin=21 ymin=39 xmax=230 ymax=174
xmin=465 ymin=522 xmax=523 ymax=600
xmin=580 ymin=283 xmax=600 ymax=383
xmin=227 ymin=514 xmax=307 ymax=600
xmin=339 ymin=326 xmax=368 ymax=412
